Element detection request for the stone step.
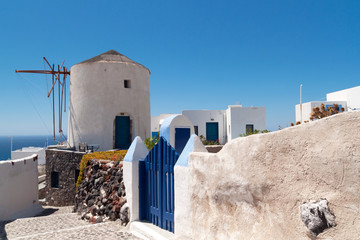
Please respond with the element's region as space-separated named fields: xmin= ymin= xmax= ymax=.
xmin=130 ymin=221 xmax=176 ymax=240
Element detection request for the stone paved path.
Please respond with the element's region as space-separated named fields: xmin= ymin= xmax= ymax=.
xmin=0 ymin=206 xmax=141 ymax=240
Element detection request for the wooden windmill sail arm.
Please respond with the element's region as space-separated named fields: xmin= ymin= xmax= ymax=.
xmin=15 ymin=69 xmax=70 ymax=74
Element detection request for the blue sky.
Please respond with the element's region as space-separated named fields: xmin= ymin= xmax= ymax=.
xmin=0 ymin=0 xmax=359 ymax=135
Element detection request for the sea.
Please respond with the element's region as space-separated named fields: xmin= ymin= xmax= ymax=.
xmin=0 ymin=135 xmax=61 ymax=161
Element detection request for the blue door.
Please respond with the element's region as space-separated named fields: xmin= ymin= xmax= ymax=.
xmin=206 ymin=122 xmax=219 ymax=142
xmin=115 ymin=116 xmax=131 ymax=149
xmin=139 ymin=137 xmax=179 ymax=233
xmin=175 ymin=128 xmax=190 ymax=154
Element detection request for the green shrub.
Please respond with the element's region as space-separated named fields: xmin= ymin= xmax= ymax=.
xmin=144 ymin=136 xmax=159 ymax=150
xmin=199 ymin=135 xmax=220 ymax=145
xmin=239 ymin=129 xmax=270 ymax=137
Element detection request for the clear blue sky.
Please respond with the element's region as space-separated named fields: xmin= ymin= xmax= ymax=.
xmin=0 ymin=0 xmax=359 ymax=136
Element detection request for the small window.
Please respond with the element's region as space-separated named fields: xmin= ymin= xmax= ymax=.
xmin=124 ymin=80 xmax=131 ymax=88
xmin=51 ymin=171 xmax=59 ymax=188
xmin=246 ymin=124 xmax=254 ymax=134
xmin=75 ymin=169 xmax=80 ymax=184
xmin=194 ymin=126 xmax=199 ymax=135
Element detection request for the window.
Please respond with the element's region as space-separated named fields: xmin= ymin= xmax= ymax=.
xmin=194 ymin=126 xmax=198 ymax=135
xmin=325 ymin=104 xmax=343 ymax=112
xmin=246 ymin=124 xmax=254 ymax=134
xmin=75 ymin=169 xmax=80 ymax=184
xmin=124 ymin=80 xmax=131 ymax=88
xmin=51 ymin=171 xmax=59 ymax=188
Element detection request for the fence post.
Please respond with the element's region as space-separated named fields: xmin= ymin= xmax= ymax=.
xmin=174 ymin=134 xmax=208 ymax=237
xmin=123 ymin=136 xmax=149 ymax=222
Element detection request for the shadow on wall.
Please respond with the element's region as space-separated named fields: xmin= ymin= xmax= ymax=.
xmin=0 ymin=219 xmax=13 ymax=239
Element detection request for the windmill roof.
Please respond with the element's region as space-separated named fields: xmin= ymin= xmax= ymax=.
xmin=75 ymin=50 xmax=150 ymax=73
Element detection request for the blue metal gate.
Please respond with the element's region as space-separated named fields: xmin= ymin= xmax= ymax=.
xmin=139 ymin=137 xmax=179 ymax=232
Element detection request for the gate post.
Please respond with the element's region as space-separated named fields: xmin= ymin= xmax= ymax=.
xmin=123 ymin=136 xmax=149 ymax=222
xmin=174 ymin=134 xmax=208 ymax=237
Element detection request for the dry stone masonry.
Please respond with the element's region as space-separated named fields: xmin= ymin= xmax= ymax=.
xmin=45 ymin=149 xmax=85 ymax=206
xmin=74 ymin=159 xmax=129 ymax=225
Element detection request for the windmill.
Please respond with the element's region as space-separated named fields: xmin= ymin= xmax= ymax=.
xmin=15 ymin=57 xmax=70 ymax=141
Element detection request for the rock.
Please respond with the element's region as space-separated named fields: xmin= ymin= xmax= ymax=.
xmin=87 ymin=199 xmax=95 ymax=207
xmin=120 ymin=203 xmax=130 ymax=225
xmin=74 ymin=159 xmax=127 ymax=224
xmin=301 ymin=199 xmax=336 ymax=236
xmin=96 ymin=216 xmax=103 ymax=223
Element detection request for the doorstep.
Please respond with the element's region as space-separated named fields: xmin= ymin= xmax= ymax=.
xmin=130 ymin=221 xmax=176 ymax=240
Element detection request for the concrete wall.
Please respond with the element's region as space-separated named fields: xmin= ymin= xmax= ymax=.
xmin=178 ymin=111 xmax=360 ymax=239
xmin=182 ymin=110 xmax=226 ymax=145
xmin=226 ymin=105 xmax=266 ymax=141
xmin=327 ymin=86 xmax=360 ymax=110
xmin=0 ymin=154 xmax=43 ymax=221
xmin=295 ymin=101 xmax=347 ymax=123
xmin=11 ymin=147 xmax=46 ymax=165
xmin=68 ymin=57 xmax=150 ymax=151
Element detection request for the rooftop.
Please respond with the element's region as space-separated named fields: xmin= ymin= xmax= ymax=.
xmin=75 ymin=50 xmax=150 ymax=73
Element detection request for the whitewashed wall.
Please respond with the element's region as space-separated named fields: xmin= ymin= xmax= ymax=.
xmin=226 ymin=105 xmax=266 ymax=141
xmin=123 ymin=137 xmax=149 ymax=222
xmin=178 ymin=111 xmax=360 ymax=240
xmin=182 ymin=110 xmax=226 ymax=144
xmin=151 ymin=114 xmax=177 ymax=134
xmin=160 ymin=115 xmax=194 ymax=149
xmin=327 ymin=86 xmax=360 ymax=110
xmin=68 ymin=56 xmax=150 ymax=151
xmin=295 ymin=101 xmax=347 ymax=123
xmin=11 ymin=147 xmax=46 ymax=165
xmin=0 ymin=154 xmax=43 ymax=221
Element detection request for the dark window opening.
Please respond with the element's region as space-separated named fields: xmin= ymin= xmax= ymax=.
xmin=124 ymin=80 xmax=131 ymax=88
xmin=246 ymin=124 xmax=254 ymax=134
xmin=51 ymin=171 xmax=59 ymax=188
xmin=194 ymin=126 xmax=198 ymax=135
xmin=75 ymin=169 xmax=80 ymax=184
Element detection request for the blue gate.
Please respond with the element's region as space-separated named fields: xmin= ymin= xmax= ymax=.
xmin=139 ymin=137 xmax=179 ymax=232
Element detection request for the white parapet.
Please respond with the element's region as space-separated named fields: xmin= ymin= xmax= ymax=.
xmin=123 ymin=136 xmax=149 ymax=222
xmin=174 ymin=134 xmax=207 ymax=238
xmin=0 ymin=154 xmax=43 ymax=221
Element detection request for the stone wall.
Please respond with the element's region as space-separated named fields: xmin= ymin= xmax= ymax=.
xmin=74 ymin=159 xmax=128 ymax=224
xmin=45 ymin=149 xmax=85 ymax=206
xmin=181 ymin=111 xmax=360 ymax=240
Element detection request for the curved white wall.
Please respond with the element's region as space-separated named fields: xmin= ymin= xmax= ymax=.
xmin=68 ymin=61 xmax=151 ymax=151
xmin=0 ymin=154 xmax=42 ymax=221
xmin=160 ymin=115 xmax=194 ymax=148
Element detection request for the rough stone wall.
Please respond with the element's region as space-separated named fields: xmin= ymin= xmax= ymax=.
xmin=45 ymin=149 xmax=85 ymax=206
xmin=188 ymin=111 xmax=360 ymax=240
xmin=74 ymin=159 xmax=129 ymax=224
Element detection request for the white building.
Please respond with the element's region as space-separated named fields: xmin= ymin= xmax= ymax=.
xmin=68 ymin=50 xmax=151 ymax=151
xmin=226 ymin=105 xmax=266 ymax=141
xmin=152 ymin=105 xmax=266 ymax=144
xmin=327 ymin=86 xmax=360 ymax=110
xmin=11 ymin=147 xmax=46 ymax=165
xmin=294 ymin=85 xmax=360 ymax=123
xmin=151 ymin=114 xmax=177 ymax=138
xmin=295 ymin=101 xmax=347 ymax=123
